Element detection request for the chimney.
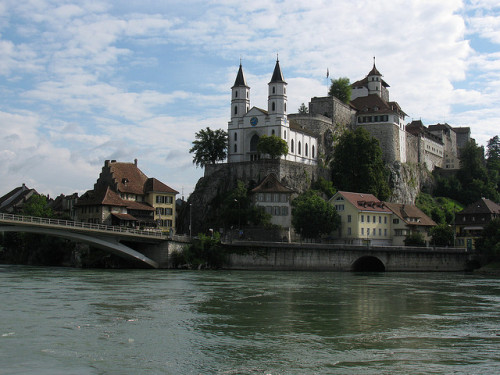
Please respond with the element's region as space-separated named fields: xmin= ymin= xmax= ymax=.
xmin=134 ymin=158 xmax=138 ymax=167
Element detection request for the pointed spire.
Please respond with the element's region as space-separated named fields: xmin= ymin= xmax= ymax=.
xmin=233 ymin=62 xmax=248 ymax=87
xmin=270 ymin=57 xmax=286 ymax=83
xmin=368 ymin=56 xmax=382 ymax=76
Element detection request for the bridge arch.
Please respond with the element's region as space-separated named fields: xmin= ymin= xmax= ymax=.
xmin=0 ymin=226 xmax=158 ymax=268
xmin=352 ymin=256 xmax=385 ymax=272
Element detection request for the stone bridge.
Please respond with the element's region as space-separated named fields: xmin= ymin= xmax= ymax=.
xmin=0 ymin=213 xmax=188 ymax=268
xmin=223 ymin=241 xmax=473 ymax=272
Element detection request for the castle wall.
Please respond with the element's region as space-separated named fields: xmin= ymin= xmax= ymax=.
xmin=405 ymin=132 xmax=419 ymax=164
xmin=358 ymin=123 xmax=399 ymax=163
xmin=308 ymin=96 xmax=355 ymax=127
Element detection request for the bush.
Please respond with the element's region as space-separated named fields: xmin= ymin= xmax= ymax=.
xmin=404 ymin=232 xmax=426 ymax=247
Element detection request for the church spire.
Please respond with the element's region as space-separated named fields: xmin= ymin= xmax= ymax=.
xmin=231 ymin=62 xmax=250 ymax=119
xmin=270 ymin=56 xmax=286 ymax=84
xmin=233 ymin=62 xmax=248 ymax=88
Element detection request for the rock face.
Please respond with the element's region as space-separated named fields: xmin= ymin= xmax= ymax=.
xmin=178 ymin=159 xmax=433 ymax=234
xmin=388 ymin=162 xmax=433 ymax=204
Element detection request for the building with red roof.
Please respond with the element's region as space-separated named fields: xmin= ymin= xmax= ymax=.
xmin=75 ymin=159 xmax=178 ymax=232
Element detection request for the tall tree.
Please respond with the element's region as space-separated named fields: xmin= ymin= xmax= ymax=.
xmin=22 ymin=195 xmax=53 ymax=218
xmin=257 ymin=135 xmax=289 ymax=159
xmin=457 ymin=140 xmax=499 ymax=204
xmin=189 ymin=127 xmax=228 ymax=167
xmin=331 ymin=127 xmax=392 ymax=200
xmin=328 ymin=77 xmax=352 ymax=104
xmin=298 ymin=103 xmax=309 ymax=114
xmin=486 ymin=135 xmax=500 ymax=194
xmin=291 ymin=190 xmax=340 ymax=239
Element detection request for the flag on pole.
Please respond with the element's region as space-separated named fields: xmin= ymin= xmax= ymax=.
xmin=326 ymin=68 xmax=329 ymax=78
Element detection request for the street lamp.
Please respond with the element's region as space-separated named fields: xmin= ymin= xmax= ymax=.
xmin=189 ymin=203 xmax=192 ymax=239
xmin=234 ymin=199 xmax=241 ymax=234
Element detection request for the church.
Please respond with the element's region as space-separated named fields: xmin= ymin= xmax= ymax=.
xmin=227 ymin=59 xmax=318 ymax=166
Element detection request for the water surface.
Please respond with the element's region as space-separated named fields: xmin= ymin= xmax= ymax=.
xmin=1 ymin=266 xmax=500 ymax=374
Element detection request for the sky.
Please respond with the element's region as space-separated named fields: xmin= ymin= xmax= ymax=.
xmin=0 ymin=0 xmax=499 ymax=199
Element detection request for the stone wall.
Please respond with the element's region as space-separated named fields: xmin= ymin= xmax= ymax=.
xmin=308 ymin=96 xmax=355 ymax=127
xmin=359 ymin=123 xmax=399 ymax=163
xmin=223 ymin=242 xmax=470 ymax=271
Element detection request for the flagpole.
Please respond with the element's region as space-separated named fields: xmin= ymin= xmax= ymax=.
xmin=326 ymin=68 xmax=330 ymax=95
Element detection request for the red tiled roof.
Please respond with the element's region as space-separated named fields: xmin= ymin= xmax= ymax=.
xmin=384 ymin=202 xmax=436 ymax=227
xmin=125 ymin=200 xmax=155 ymax=211
xmin=459 ymin=198 xmax=500 ymax=215
xmin=351 ymin=94 xmax=407 ymax=117
xmin=111 ymin=213 xmax=138 ymax=221
xmin=334 ymin=191 xmax=392 ymax=213
xmin=144 ymin=178 xmax=179 ymax=194
xmin=251 ymin=174 xmax=294 ymax=194
xmin=109 ymin=162 xmax=148 ymax=195
xmin=75 ymin=187 xmax=127 ymax=207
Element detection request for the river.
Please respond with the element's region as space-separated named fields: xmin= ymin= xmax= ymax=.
xmin=1 ymin=265 xmax=500 ymax=374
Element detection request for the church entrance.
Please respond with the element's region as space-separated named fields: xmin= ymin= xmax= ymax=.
xmin=249 ymin=134 xmax=260 ymax=161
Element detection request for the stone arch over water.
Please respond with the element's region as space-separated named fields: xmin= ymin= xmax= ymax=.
xmin=352 ymin=256 xmax=385 ymax=272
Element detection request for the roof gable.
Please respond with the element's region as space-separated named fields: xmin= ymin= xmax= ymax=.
xmin=384 ymin=202 xmax=436 ymax=226
xmin=331 ymin=191 xmax=391 ymax=213
xmin=251 ymin=174 xmax=294 ymax=194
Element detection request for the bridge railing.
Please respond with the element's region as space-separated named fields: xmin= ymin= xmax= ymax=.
xmin=0 ymin=212 xmax=166 ymax=238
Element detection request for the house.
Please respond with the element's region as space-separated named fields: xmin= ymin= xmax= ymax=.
xmin=75 ymin=160 xmax=178 ymax=232
xmin=455 ymin=198 xmax=500 ymax=249
xmin=328 ymin=191 xmax=393 ymax=245
xmin=383 ymin=202 xmax=437 ymax=246
xmin=251 ymin=173 xmax=293 ymax=229
xmin=0 ymin=184 xmax=38 ymax=214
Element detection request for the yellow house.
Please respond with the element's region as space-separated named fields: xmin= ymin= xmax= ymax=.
xmin=144 ymin=178 xmax=178 ymax=233
xmin=329 ymin=191 xmax=393 ymax=245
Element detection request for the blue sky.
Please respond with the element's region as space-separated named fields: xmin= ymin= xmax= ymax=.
xmin=0 ymin=0 xmax=499 ymax=198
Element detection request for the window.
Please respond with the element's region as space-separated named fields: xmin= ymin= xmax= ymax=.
xmin=367 ymin=228 xmax=370 ymax=235
xmin=258 ymin=193 xmax=264 ymax=202
xmin=347 ymin=215 xmax=352 ymax=223
xmin=273 ymin=206 xmax=280 ymax=215
xmin=347 ymin=227 xmax=352 ymax=235
xmin=274 ymin=193 xmax=280 ymax=202
xmin=384 ymin=229 xmax=387 ymax=236
xmin=291 ymin=139 xmax=294 ymax=153
xmin=281 ymin=206 xmax=288 ymax=216
xmin=379 ymin=216 xmax=381 ymax=223
xmin=305 ymin=143 xmax=308 ymax=156
xmin=384 ymin=217 xmax=387 ymax=224
xmin=373 ymin=215 xmax=376 ymax=222
xmin=234 ymin=106 xmax=237 ymax=115
xmin=379 ymin=229 xmax=382 ymax=236
xmin=156 ymin=196 xmax=173 ymax=204
xmin=393 ymin=218 xmax=399 ymax=224
xmin=272 ymin=86 xmax=275 ymax=94
xmin=361 ymin=215 xmax=364 ymax=223
xmin=234 ymin=133 xmax=237 ymax=141
xmin=298 ymin=141 xmax=301 ymax=155
xmin=312 ymin=145 xmax=315 ymax=158
xmin=272 ymin=129 xmax=275 ymax=135
xmin=235 ymin=91 xmax=238 ymax=98
xmin=335 ymin=204 xmax=344 ymax=211
xmin=272 ymin=102 xmax=275 ymax=111
xmin=367 ymin=216 xmax=370 ymax=223
xmin=361 ymin=228 xmax=364 ymax=235
xmin=234 ymin=144 xmax=237 ymax=152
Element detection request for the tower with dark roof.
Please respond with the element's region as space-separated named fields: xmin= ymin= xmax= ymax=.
xmin=268 ymin=58 xmax=287 ymax=116
xmin=231 ymin=63 xmax=250 ymax=120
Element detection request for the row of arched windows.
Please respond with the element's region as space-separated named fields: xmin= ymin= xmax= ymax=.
xmin=290 ymin=139 xmax=315 ymax=158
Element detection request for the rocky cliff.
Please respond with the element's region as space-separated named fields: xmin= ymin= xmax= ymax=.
xmin=388 ymin=162 xmax=433 ymax=204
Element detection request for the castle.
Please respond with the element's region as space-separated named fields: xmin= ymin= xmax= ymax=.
xmin=225 ymin=58 xmax=471 ymax=173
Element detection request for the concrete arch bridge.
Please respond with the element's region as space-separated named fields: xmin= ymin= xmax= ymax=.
xmin=0 ymin=213 xmax=184 ymax=268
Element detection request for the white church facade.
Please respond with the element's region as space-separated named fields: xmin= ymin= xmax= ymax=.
xmin=227 ymin=60 xmax=317 ymax=166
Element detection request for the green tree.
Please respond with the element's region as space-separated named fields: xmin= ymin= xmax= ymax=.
xmin=475 ymin=218 xmax=500 ymax=263
xmin=430 ymin=224 xmax=454 ymax=247
xmin=404 ymin=232 xmax=426 ymax=247
xmin=291 ymin=190 xmax=340 ymax=239
xmin=486 ymin=135 xmax=500 ymax=194
xmin=257 ymin=135 xmax=289 ymax=159
xmin=21 ymin=195 xmax=53 ymax=218
xmin=189 ymin=127 xmax=228 ymax=167
xmin=298 ymin=103 xmax=309 ymax=114
xmin=328 ymin=77 xmax=352 ymax=104
xmin=331 ymin=127 xmax=392 ymax=200
xmin=312 ymin=177 xmax=336 ymax=199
